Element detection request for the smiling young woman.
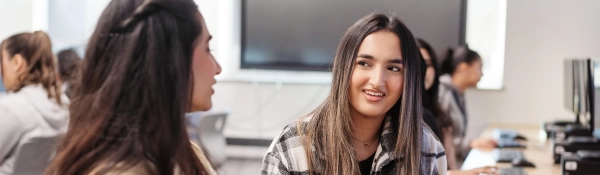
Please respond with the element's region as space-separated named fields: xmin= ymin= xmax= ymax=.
xmin=261 ymin=13 xmax=447 ymax=175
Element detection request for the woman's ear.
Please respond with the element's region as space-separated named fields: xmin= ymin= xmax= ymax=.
xmin=456 ymin=62 xmax=469 ymax=74
xmin=12 ymin=54 xmax=27 ymax=73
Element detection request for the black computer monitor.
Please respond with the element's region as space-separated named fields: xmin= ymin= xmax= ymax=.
xmin=565 ymin=59 xmax=592 ymax=123
xmin=592 ymin=60 xmax=600 ymax=139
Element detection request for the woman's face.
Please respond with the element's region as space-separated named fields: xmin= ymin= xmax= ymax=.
xmin=189 ymin=14 xmax=222 ymax=112
xmin=1 ymin=47 xmax=24 ymax=91
xmin=465 ymin=58 xmax=483 ymax=87
xmin=420 ymin=48 xmax=435 ymax=90
xmin=349 ymin=31 xmax=404 ymax=118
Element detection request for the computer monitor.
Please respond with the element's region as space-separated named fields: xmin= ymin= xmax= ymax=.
xmin=565 ymin=59 xmax=591 ymax=123
xmin=565 ymin=60 xmax=574 ymax=112
xmin=592 ymin=60 xmax=600 ymax=139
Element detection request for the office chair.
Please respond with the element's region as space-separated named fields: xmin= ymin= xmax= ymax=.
xmin=12 ymin=136 xmax=58 ymax=175
xmin=188 ymin=110 xmax=230 ymax=167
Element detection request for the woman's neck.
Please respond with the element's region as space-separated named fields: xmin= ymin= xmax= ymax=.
xmin=351 ymin=112 xmax=385 ymax=144
xmin=451 ymin=75 xmax=468 ymax=94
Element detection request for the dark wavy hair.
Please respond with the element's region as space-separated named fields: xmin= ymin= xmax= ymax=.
xmin=56 ymin=49 xmax=81 ymax=83
xmin=46 ymin=0 xmax=209 ymax=174
xmin=417 ymin=38 xmax=452 ymax=129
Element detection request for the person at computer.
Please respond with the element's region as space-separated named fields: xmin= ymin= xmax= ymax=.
xmin=45 ymin=0 xmax=221 ymax=174
xmin=262 ymin=13 xmax=447 ymax=175
xmin=0 ymin=31 xmax=70 ymax=174
xmin=438 ymin=45 xmax=498 ymax=169
xmin=419 ymin=39 xmax=498 ymax=175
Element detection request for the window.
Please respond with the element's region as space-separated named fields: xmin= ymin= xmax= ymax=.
xmin=466 ymin=0 xmax=507 ymax=90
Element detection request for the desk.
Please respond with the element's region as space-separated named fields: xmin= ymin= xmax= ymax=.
xmin=461 ymin=123 xmax=561 ymax=175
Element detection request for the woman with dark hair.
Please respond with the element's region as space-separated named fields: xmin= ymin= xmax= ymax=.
xmin=0 ymin=31 xmax=69 ymax=174
xmin=418 ymin=38 xmax=445 ymax=143
xmin=419 ymin=39 xmax=497 ymax=174
xmin=262 ymin=13 xmax=447 ymax=175
xmin=438 ymin=45 xmax=496 ymax=169
xmin=46 ymin=0 xmax=221 ymax=174
xmin=56 ymin=48 xmax=81 ymax=98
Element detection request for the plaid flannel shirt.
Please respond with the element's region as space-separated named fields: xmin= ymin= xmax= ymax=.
xmin=261 ymin=116 xmax=447 ymax=175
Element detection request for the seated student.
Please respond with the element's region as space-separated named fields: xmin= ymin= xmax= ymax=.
xmin=438 ymin=45 xmax=497 ymax=169
xmin=0 ymin=31 xmax=69 ymax=174
xmin=419 ymin=39 xmax=498 ymax=174
xmin=56 ymin=49 xmax=81 ymax=98
xmin=262 ymin=13 xmax=447 ymax=175
xmin=45 ymin=0 xmax=221 ymax=174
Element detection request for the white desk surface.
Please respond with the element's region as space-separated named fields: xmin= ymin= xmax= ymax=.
xmin=461 ymin=123 xmax=561 ymax=175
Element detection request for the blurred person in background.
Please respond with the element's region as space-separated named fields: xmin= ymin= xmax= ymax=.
xmin=418 ymin=38 xmax=445 ymax=143
xmin=439 ymin=44 xmax=497 ymax=170
xmin=46 ymin=0 xmax=221 ymax=174
xmin=56 ymin=49 xmax=81 ymax=99
xmin=419 ymin=39 xmax=497 ymax=175
xmin=0 ymin=31 xmax=69 ymax=174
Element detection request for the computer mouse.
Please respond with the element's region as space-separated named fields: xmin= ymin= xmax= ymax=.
xmin=514 ymin=135 xmax=528 ymax=141
xmin=511 ymin=158 xmax=536 ymax=168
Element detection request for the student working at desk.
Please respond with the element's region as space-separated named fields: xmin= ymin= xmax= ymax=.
xmin=419 ymin=39 xmax=498 ymax=175
xmin=438 ymin=44 xmax=499 ymax=168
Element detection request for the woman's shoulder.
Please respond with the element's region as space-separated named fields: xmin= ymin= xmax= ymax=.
xmin=190 ymin=141 xmax=218 ymax=175
xmin=0 ymin=91 xmax=35 ymax=122
xmin=88 ymin=142 xmax=216 ymax=175
xmin=269 ymin=120 xmax=307 ymax=149
xmin=421 ymin=124 xmax=445 ymax=156
xmin=262 ymin=120 xmax=311 ymax=174
xmin=0 ymin=91 xmax=28 ymax=107
xmin=420 ymin=123 xmax=448 ymax=174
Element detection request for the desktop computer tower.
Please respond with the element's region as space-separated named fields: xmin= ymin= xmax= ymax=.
xmin=561 ymin=151 xmax=600 ymax=175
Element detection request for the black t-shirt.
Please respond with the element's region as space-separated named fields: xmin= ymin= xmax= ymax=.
xmin=359 ymin=152 xmax=376 ymax=175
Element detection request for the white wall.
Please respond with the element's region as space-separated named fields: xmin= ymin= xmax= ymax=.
xmin=0 ymin=0 xmax=35 ymax=95
xmin=465 ymin=0 xmax=600 ymax=136
xmin=0 ymin=1 xmax=33 ymax=40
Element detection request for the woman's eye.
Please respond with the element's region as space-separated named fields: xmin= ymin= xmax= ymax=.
xmin=358 ymin=61 xmax=371 ymax=67
xmin=388 ymin=66 xmax=401 ymax=72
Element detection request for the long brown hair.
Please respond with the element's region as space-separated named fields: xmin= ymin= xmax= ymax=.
xmin=299 ymin=13 xmax=423 ymax=174
xmin=46 ymin=0 xmax=209 ymax=174
xmin=0 ymin=31 xmax=62 ymax=104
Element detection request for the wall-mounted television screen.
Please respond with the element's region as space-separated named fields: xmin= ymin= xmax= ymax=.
xmin=241 ymin=0 xmax=466 ymax=71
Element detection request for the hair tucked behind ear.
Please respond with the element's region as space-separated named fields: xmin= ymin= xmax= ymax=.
xmin=0 ymin=31 xmax=62 ymax=105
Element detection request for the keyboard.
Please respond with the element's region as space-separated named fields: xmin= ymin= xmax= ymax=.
xmin=494 ymin=129 xmax=519 ymax=140
xmin=492 ymin=149 xmax=524 ymax=162
xmin=497 ymin=139 xmax=525 ymax=148
xmin=499 ymin=167 xmax=527 ymax=175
